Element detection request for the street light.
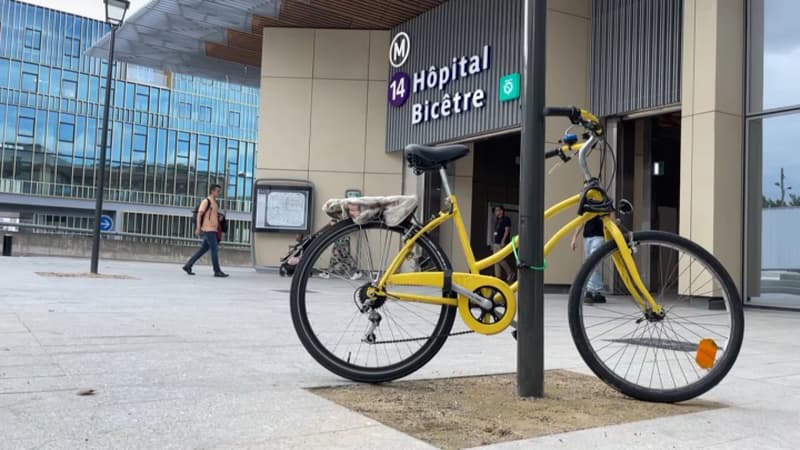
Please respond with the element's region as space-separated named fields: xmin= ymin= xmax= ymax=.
xmin=105 ymin=0 xmax=130 ymax=25
xmin=90 ymin=0 xmax=130 ymax=274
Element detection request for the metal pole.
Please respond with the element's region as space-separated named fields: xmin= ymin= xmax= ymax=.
xmin=90 ymin=26 xmax=117 ymax=274
xmin=517 ymin=0 xmax=547 ymax=398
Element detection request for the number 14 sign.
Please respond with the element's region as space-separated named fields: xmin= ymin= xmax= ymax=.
xmin=389 ymin=71 xmax=411 ymax=107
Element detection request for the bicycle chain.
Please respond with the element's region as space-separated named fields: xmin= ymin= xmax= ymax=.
xmin=374 ymin=329 xmax=475 ymax=344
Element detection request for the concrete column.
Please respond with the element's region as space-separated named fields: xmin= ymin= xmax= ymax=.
xmin=680 ymin=0 xmax=745 ymax=289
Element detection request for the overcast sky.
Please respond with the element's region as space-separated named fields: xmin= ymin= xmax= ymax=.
xmin=20 ymin=0 xmax=149 ymax=22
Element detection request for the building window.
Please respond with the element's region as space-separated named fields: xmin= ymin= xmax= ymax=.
xmin=59 ymin=120 xmax=75 ymax=143
xmin=64 ymin=37 xmax=81 ymax=57
xmin=24 ymin=28 xmax=41 ymax=50
xmin=179 ymin=102 xmax=191 ymax=119
xmin=18 ymin=109 xmax=35 ymax=138
xmin=177 ymin=132 xmax=190 ymax=157
xmin=747 ymin=0 xmax=800 ymax=309
xmin=229 ymin=111 xmax=240 ymax=127
xmin=199 ymin=105 xmax=212 ymax=122
xmin=21 ymin=69 xmax=38 ymax=92
xmin=62 ymin=79 xmax=77 ymax=98
xmin=135 ymin=85 xmax=149 ymax=111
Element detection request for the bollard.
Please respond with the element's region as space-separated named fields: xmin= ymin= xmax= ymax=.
xmin=2 ymin=234 xmax=11 ymax=256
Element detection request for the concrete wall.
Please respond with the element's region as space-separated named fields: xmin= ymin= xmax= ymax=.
xmin=255 ymin=28 xmax=399 ymax=267
xmin=4 ymin=232 xmax=252 ymax=267
xmin=542 ymin=1 xmax=593 ymax=285
xmin=681 ymin=0 xmax=745 ymax=290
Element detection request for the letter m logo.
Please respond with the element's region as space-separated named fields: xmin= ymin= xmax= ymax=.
xmin=390 ymin=32 xmax=411 ymax=68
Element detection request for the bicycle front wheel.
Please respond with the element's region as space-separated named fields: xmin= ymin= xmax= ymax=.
xmin=290 ymin=219 xmax=457 ymax=383
xmin=568 ymin=231 xmax=744 ymax=403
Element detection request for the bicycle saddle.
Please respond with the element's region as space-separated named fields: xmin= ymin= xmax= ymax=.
xmin=404 ymin=144 xmax=470 ymax=171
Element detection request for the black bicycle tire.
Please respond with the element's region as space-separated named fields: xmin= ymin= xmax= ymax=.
xmin=290 ymin=219 xmax=457 ymax=383
xmin=567 ymin=230 xmax=745 ymax=403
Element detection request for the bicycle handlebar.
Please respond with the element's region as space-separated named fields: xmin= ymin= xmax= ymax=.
xmin=543 ymin=105 xmax=604 ymax=182
xmin=543 ymin=106 xmax=581 ymax=122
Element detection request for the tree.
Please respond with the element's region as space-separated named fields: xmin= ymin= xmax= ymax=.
xmin=763 ymin=195 xmax=782 ymax=208
xmin=789 ymin=193 xmax=800 ymax=207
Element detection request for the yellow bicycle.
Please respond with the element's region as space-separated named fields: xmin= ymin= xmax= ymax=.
xmin=290 ymin=106 xmax=744 ymax=403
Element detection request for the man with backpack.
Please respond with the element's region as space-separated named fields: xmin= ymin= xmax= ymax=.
xmin=182 ymin=184 xmax=229 ymax=277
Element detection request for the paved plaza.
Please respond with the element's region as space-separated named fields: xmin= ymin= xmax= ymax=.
xmin=1 ymin=256 xmax=799 ymax=449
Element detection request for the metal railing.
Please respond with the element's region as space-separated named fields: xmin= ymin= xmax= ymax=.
xmin=0 ymin=178 xmax=253 ymax=212
xmin=7 ymin=221 xmax=251 ymax=249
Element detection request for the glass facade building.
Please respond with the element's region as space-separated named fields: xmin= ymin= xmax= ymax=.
xmin=747 ymin=0 xmax=800 ymax=308
xmin=0 ymin=0 xmax=258 ymax=244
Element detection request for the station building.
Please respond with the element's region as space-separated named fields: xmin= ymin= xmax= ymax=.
xmin=88 ymin=0 xmax=799 ymax=309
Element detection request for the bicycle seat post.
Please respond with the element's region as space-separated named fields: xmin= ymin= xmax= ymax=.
xmin=438 ymin=166 xmax=453 ymax=199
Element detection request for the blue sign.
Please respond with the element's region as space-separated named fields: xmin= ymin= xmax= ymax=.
xmin=99 ymin=215 xmax=113 ymax=232
xmin=389 ymin=71 xmax=411 ymax=107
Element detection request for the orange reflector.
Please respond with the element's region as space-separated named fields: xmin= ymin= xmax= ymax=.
xmin=696 ymin=339 xmax=718 ymax=369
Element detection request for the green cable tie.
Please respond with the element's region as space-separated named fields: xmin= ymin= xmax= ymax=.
xmin=510 ymin=237 xmax=547 ymax=271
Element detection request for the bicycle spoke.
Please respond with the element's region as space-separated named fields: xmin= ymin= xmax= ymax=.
xmin=574 ymin=234 xmax=742 ymax=401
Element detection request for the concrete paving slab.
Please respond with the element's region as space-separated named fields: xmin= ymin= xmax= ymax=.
xmin=1 ymin=256 xmax=799 ymax=449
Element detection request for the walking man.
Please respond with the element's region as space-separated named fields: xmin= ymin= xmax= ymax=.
xmin=492 ymin=205 xmax=515 ymax=283
xmin=183 ymin=184 xmax=229 ymax=277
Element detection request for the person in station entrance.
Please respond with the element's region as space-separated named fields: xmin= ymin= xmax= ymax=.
xmin=492 ymin=205 xmax=515 ymax=283
xmin=571 ymin=215 xmax=610 ymax=303
xmin=183 ymin=184 xmax=229 ymax=278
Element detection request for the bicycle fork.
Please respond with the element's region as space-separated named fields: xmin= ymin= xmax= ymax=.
xmin=603 ymin=218 xmax=664 ymax=317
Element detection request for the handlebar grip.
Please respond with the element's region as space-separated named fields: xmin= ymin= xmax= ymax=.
xmin=545 ymin=148 xmax=560 ymax=159
xmin=543 ymin=106 xmax=581 ymax=122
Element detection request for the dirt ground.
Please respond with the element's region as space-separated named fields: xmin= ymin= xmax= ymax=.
xmin=312 ymin=369 xmax=721 ymax=449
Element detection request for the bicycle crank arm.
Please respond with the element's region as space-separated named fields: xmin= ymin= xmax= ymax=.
xmin=451 ymin=283 xmax=494 ymax=310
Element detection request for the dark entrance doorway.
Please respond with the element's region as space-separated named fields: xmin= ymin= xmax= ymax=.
xmin=469 ymin=132 xmax=520 ymax=274
xmin=617 ymin=111 xmax=681 ymax=291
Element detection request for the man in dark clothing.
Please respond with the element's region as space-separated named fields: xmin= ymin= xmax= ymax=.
xmin=492 ymin=205 xmax=515 ymax=283
xmin=183 ymin=184 xmax=229 ymax=278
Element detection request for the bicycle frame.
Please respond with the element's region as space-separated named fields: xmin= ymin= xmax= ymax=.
xmin=377 ymin=168 xmax=663 ymax=315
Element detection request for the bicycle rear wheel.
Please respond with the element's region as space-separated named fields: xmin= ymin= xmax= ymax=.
xmin=568 ymin=231 xmax=744 ymax=403
xmin=290 ymin=219 xmax=457 ymax=383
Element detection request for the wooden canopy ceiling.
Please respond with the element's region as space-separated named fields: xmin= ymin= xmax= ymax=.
xmin=205 ymin=0 xmax=447 ymax=68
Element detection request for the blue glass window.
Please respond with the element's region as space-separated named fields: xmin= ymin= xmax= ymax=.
xmin=64 ymin=37 xmax=81 ymax=57
xmin=125 ymin=83 xmax=135 ymax=109
xmin=59 ymin=117 xmax=75 ymax=143
xmin=50 ymin=69 xmax=61 ymax=96
xmin=199 ymin=106 xmax=211 ymax=122
xmin=159 ymin=89 xmax=170 ymax=115
xmin=0 ymin=59 xmax=9 ymax=86
xmin=198 ymin=135 xmax=210 ymax=159
xmin=135 ymin=85 xmax=149 ymax=110
xmin=89 ymin=76 xmax=99 ymax=103
xmin=9 ymin=61 xmax=21 ymax=90
xmin=78 ymin=74 xmax=88 ymax=100
xmin=177 ymin=132 xmax=190 ymax=157
xmin=229 ymin=111 xmax=240 ymax=127
xmin=24 ymin=28 xmax=41 ymax=50
xmin=62 ymin=79 xmax=78 ymax=98
xmin=18 ymin=108 xmax=35 ymax=138
xmin=133 ymin=125 xmax=147 ymax=152
xmin=149 ymin=89 xmax=159 ymax=112
xmin=22 ymin=68 xmax=38 ymax=92
xmin=179 ymin=102 xmax=191 ymax=119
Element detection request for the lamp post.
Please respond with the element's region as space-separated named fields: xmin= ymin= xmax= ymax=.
xmin=91 ymin=0 xmax=130 ymax=274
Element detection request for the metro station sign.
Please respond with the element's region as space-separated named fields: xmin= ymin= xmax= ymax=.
xmin=388 ymin=31 xmax=492 ymax=126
